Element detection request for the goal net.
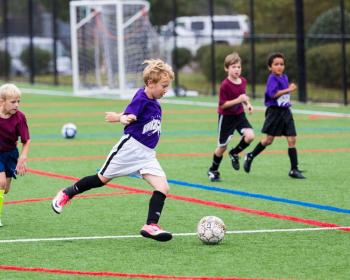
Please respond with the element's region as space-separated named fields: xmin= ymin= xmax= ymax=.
xmin=70 ymin=0 xmax=162 ymax=98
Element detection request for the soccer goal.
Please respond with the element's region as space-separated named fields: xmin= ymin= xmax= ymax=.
xmin=70 ymin=0 xmax=162 ymax=98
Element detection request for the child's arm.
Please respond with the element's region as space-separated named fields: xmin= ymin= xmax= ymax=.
xmin=16 ymin=140 xmax=30 ymax=176
xmin=220 ymin=94 xmax=250 ymax=110
xmin=105 ymin=112 xmax=137 ymax=125
xmin=274 ymin=83 xmax=297 ymax=99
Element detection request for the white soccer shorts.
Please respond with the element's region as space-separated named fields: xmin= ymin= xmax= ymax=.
xmin=98 ymin=134 xmax=165 ymax=179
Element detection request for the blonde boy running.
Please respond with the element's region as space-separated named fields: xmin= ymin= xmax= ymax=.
xmin=52 ymin=59 xmax=175 ymax=242
xmin=0 ymin=83 xmax=30 ymax=227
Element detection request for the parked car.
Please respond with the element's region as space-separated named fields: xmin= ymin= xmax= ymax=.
xmin=0 ymin=36 xmax=72 ymax=75
xmin=159 ymin=15 xmax=250 ymax=55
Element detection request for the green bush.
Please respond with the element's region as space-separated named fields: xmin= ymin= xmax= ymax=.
xmin=172 ymin=47 xmax=192 ymax=69
xmin=307 ymin=7 xmax=350 ymax=48
xmin=20 ymin=47 xmax=51 ymax=74
xmin=307 ymin=43 xmax=350 ymax=88
xmin=0 ymin=50 xmax=10 ymax=76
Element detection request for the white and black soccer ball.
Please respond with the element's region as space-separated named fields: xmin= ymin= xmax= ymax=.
xmin=197 ymin=216 xmax=226 ymax=245
xmin=61 ymin=123 xmax=77 ymax=139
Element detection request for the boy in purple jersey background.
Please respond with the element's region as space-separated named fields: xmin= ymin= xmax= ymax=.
xmin=243 ymin=52 xmax=305 ymax=179
xmin=52 ymin=59 xmax=175 ymax=242
xmin=207 ymin=52 xmax=254 ymax=182
xmin=0 ymin=83 xmax=30 ymax=227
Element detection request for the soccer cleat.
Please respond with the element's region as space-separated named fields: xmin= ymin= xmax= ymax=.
xmin=140 ymin=223 xmax=172 ymax=242
xmin=207 ymin=169 xmax=221 ymax=182
xmin=51 ymin=190 xmax=70 ymax=214
xmin=229 ymin=151 xmax=240 ymax=170
xmin=243 ymin=153 xmax=254 ymax=173
xmin=289 ymin=169 xmax=306 ymax=179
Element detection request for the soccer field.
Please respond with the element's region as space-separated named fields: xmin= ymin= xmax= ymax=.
xmin=0 ymin=92 xmax=349 ymax=280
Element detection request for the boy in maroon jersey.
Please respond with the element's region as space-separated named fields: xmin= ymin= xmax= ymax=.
xmin=207 ymin=53 xmax=254 ymax=182
xmin=0 ymin=83 xmax=30 ymax=227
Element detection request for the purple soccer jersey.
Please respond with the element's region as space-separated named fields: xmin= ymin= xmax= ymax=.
xmin=264 ymin=73 xmax=291 ymax=108
xmin=123 ymin=88 xmax=162 ymax=149
xmin=217 ymin=77 xmax=247 ymax=115
xmin=0 ymin=110 xmax=30 ymax=152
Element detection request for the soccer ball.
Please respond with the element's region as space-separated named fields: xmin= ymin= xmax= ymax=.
xmin=61 ymin=123 xmax=77 ymax=139
xmin=197 ymin=216 xmax=226 ymax=245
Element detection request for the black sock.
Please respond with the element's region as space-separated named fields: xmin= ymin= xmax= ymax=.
xmin=210 ymin=154 xmax=223 ymax=171
xmin=288 ymin=147 xmax=298 ymax=170
xmin=230 ymin=137 xmax=250 ymax=155
xmin=64 ymin=174 xmax=105 ymax=198
xmin=251 ymin=142 xmax=266 ymax=158
xmin=146 ymin=191 xmax=166 ymax=225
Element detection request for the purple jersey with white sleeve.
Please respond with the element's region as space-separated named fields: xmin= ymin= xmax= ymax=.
xmin=123 ymin=88 xmax=161 ymax=149
xmin=264 ymin=73 xmax=291 ymax=108
xmin=0 ymin=110 xmax=30 ymax=152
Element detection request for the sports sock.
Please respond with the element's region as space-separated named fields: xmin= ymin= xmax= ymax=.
xmin=210 ymin=154 xmax=223 ymax=171
xmin=288 ymin=147 xmax=298 ymax=170
xmin=64 ymin=174 xmax=105 ymax=198
xmin=0 ymin=189 xmax=4 ymax=220
xmin=230 ymin=137 xmax=250 ymax=155
xmin=146 ymin=191 xmax=166 ymax=225
xmin=251 ymin=142 xmax=266 ymax=158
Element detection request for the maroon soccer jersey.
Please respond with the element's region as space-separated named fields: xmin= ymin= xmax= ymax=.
xmin=217 ymin=77 xmax=247 ymax=115
xmin=0 ymin=110 xmax=30 ymax=152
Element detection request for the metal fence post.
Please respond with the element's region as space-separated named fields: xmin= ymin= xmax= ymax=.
xmin=295 ymin=0 xmax=307 ymax=102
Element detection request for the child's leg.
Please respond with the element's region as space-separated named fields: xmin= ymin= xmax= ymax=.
xmin=0 ymin=174 xmax=11 ymax=226
xmin=287 ymin=136 xmax=298 ymax=170
xmin=64 ymin=174 xmax=109 ymax=198
xmin=142 ymin=174 xmax=169 ymax=225
xmin=229 ymin=128 xmax=255 ymax=156
xmin=209 ymin=146 xmax=226 ymax=171
xmin=52 ymin=174 xmax=110 ymax=214
xmin=141 ymin=174 xmax=172 ymax=241
xmin=243 ymin=136 xmax=273 ymax=173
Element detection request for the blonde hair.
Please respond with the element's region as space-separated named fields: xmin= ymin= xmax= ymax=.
xmin=143 ymin=59 xmax=174 ymax=85
xmin=0 ymin=83 xmax=21 ymax=100
xmin=224 ymin=52 xmax=241 ymax=69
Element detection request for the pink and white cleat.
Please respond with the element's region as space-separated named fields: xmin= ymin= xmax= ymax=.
xmin=51 ymin=190 xmax=70 ymax=214
xmin=140 ymin=223 xmax=172 ymax=242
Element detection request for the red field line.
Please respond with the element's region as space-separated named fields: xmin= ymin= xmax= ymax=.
xmin=27 ymin=168 xmax=350 ymax=232
xmin=0 ymin=265 xmax=277 ymax=280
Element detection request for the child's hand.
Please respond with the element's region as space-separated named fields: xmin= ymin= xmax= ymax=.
xmin=120 ymin=114 xmax=137 ymax=125
xmin=16 ymin=157 xmax=27 ymax=176
xmin=239 ymin=94 xmax=249 ymax=103
xmin=289 ymin=83 xmax=297 ymax=92
xmin=105 ymin=112 xmax=122 ymax=122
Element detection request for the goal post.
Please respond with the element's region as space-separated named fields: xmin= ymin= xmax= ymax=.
xmin=70 ymin=0 xmax=162 ymax=98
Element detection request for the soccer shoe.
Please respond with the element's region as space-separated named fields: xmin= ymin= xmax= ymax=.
xmin=51 ymin=190 xmax=70 ymax=214
xmin=207 ymin=169 xmax=221 ymax=182
xmin=243 ymin=153 xmax=254 ymax=173
xmin=228 ymin=151 xmax=240 ymax=170
xmin=140 ymin=224 xmax=172 ymax=242
xmin=289 ymin=169 xmax=306 ymax=179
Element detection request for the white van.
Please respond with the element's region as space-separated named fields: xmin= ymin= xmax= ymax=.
xmin=0 ymin=36 xmax=71 ymax=75
xmin=160 ymin=15 xmax=249 ymax=55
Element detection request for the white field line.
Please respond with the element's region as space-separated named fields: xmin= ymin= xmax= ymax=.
xmin=1 ymin=226 xmax=348 ymax=244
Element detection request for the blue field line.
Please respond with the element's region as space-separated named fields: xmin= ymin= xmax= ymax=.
xmin=167 ymin=179 xmax=350 ymax=214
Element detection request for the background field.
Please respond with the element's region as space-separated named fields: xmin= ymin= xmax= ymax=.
xmin=0 ymin=92 xmax=349 ymax=280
